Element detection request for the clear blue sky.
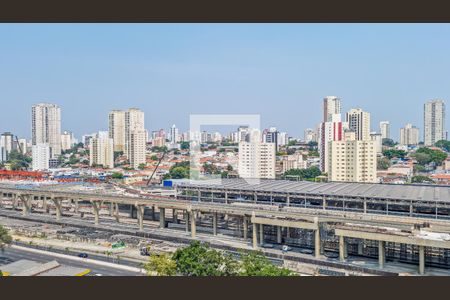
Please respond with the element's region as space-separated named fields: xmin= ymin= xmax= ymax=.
xmin=0 ymin=24 xmax=449 ymax=141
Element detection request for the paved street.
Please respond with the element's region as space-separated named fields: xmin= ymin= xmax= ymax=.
xmin=0 ymin=246 xmax=144 ymax=276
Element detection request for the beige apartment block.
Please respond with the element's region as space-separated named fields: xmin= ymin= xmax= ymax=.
xmin=328 ymin=134 xmax=377 ymax=183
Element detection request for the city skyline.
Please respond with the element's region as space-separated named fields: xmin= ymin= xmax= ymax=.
xmin=0 ymin=24 xmax=450 ymax=139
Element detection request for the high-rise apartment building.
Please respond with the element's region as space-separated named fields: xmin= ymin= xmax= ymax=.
xmin=264 ymin=127 xmax=279 ymax=151
xmin=32 ymin=103 xmax=61 ymax=159
xmin=400 ymin=123 xmax=420 ymax=146
xmin=109 ymin=110 xmax=126 ymax=152
xmin=90 ymin=131 xmax=114 ymax=169
xmin=346 ymin=108 xmax=371 ymax=141
xmin=129 ymin=130 xmax=147 ymax=169
xmin=379 ymin=121 xmax=390 ymax=140
xmin=61 ymin=131 xmax=73 ymax=151
xmin=370 ymin=132 xmax=382 ymax=155
xmin=238 ymin=130 xmax=276 ymax=179
xmin=318 ymin=113 xmax=345 ymax=173
xmin=424 ymin=100 xmax=446 ymax=146
xmin=278 ymin=132 xmax=289 ymax=147
xmin=323 ymin=96 xmax=341 ymax=122
xmin=170 ymin=124 xmax=180 ymax=143
xmin=0 ymin=132 xmax=15 ymax=162
xmin=328 ymin=134 xmax=377 ymax=183
xmin=32 ymin=144 xmax=50 ymax=171
xmin=109 ymin=108 xmax=146 ymax=169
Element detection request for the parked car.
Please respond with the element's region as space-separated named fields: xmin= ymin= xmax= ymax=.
xmin=78 ymin=252 xmax=88 ymax=258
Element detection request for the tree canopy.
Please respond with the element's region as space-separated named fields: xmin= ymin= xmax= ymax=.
xmin=411 ymin=175 xmax=434 ymax=183
xmin=435 ymin=140 xmax=450 ymax=152
xmin=413 ymin=147 xmax=448 ymax=165
xmin=382 ymin=138 xmax=396 ymax=147
xmin=145 ymin=241 xmax=296 ymax=276
xmin=284 ymin=166 xmax=322 ymax=181
xmin=0 ymin=225 xmax=12 ymax=251
xmin=382 ymin=149 xmax=407 ymax=159
xmin=4 ymin=150 xmax=32 ymax=170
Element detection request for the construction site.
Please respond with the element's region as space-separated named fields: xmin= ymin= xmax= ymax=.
xmin=1 ymin=178 xmax=450 ymax=275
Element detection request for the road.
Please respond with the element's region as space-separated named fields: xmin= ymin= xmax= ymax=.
xmin=0 ymin=246 xmax=144 ymax=276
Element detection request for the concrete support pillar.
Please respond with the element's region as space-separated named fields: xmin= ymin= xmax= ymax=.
xmin=378 ymin=241 xmax=385 ymax=268
xmin=212 ymin=212 xmax=218 ymax=236
xmin=12 ymin=194 xmax=18 ymax=210
xmin=74 ymin=200 xmax=79 ymax=214
xmin=109 ymin=202 xmax=114 ymax=217
xmin=358 ymin=240 xmax=364 ymax=255
xmin=54 ymin=199 xmax=62 ymax=221
xmin=409 ymin=204 xmax=413 ymax=217
xmin=419 ymin=245 xmax=425 ymax=275
xmin=22 ymin=196 xmax=31 ymax=216
xmin=129 ymin=205 xmax=134 ymax=218
xmin=277 ymin=226 xmax=282 ymax=244
xmin=185 ymin=211 xmax=189 ymax=233
xmin=286 ymin=227 xmax=290 ymax=239
xmin=286 ymin=196 xmax=290 ymax=207
xmin=43 ymin=198 xmax=47 ymax=211
xmin=363 ymin=201 xmax=367 ymax=214
xmin=91 ymin=201 xmax=100 ymax=225
xmin=198 ymin=191 xmax=201 ymax=202
xmin=252 ymin=222 xmax=258 ymax=249
xmin=114 ymin=203 xmax=120 ymax=222
xmin=339 ymin=235 xmax=345 ymax=261
xmin=173 ymin=209 xmax=178 ymax=224
xmin=259 ymin=224 xmax=264 ymax=246
xmin=322 ymin=197 xmax=326 ymax=210
xmin=314 ymin=229 xmax=321 ymax=258
xmin=190 ymin=211 xmax=196 ymax=238
xmin=253 ymin=193 xmax=257 ymax=203
xmin=151 ymin=206 xmax=155 ymax=220
xmin=136 ymin=205 xmax=144 ymax=231
xmin=159 ymin=207 xmax=166 ymax=228
xmin=224 ymin=192 xmax=228 ymax=204
xmin=243 ymin=217 xmax=248 ymax=240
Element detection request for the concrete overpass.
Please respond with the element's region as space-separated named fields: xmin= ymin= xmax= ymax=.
xmin=2 ymin=182 xmax=450 ymax=274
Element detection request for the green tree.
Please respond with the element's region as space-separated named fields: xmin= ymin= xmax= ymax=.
xmin=284 ymin=166 xmax=322 ymax=181
xmin=152 ymin=146 xmax=168 ymax=153
xmin=412 ymin=152 xmax=431 ymax=166
xmin=172 ymin=241 xmax=238 ymax=276
xmin=180 ymin=141 xmax=190 ymax=150
xmin=377 ymin=157 xmax=391 ymax=170
xmin=145 ymin=253 xmax=177 ymax=276
xmin=0 ymin=225 xmax=12 ymax=252
xmin=239 ymin=251 xmax=296 ymax=276
xmin=307 ymin=141 xmax=318 ymax=149
xmin=114 ymin=151 xmax=124 ymax=161
xmin=203 ymin=163 xmax=220 ymax=175
xmin=287 ymin=139 xmax=297 ymax=147
xmin=435 ymin=140 xmax=450 ymax=152
xmin=6 ymin=149 xmax=32 ymax=170
xmin=166 ymin=161 xmax=190 ymax=179
xmin=415 ymin=147 xmax=447 ymax=165
xmin=411 ymin=175 xmax=434 ymax=183
xmin=111 ymin=172 xmax=124 ymax=179
xmin=138 ymin=163 xmax=146 ymax=170
xmin=382 ymin=149 xmax=407 ymax=159
xmin=382 ymin=138 xmax=396 ymax=147
xmin=150 ymin=155 xmax=159 ymax=161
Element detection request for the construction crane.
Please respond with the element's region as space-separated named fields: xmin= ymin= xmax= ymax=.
xmin=146 ymin=149 xmax=168 ymax=186
xmin=15 ymin=135 xmax=24 ymax=155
